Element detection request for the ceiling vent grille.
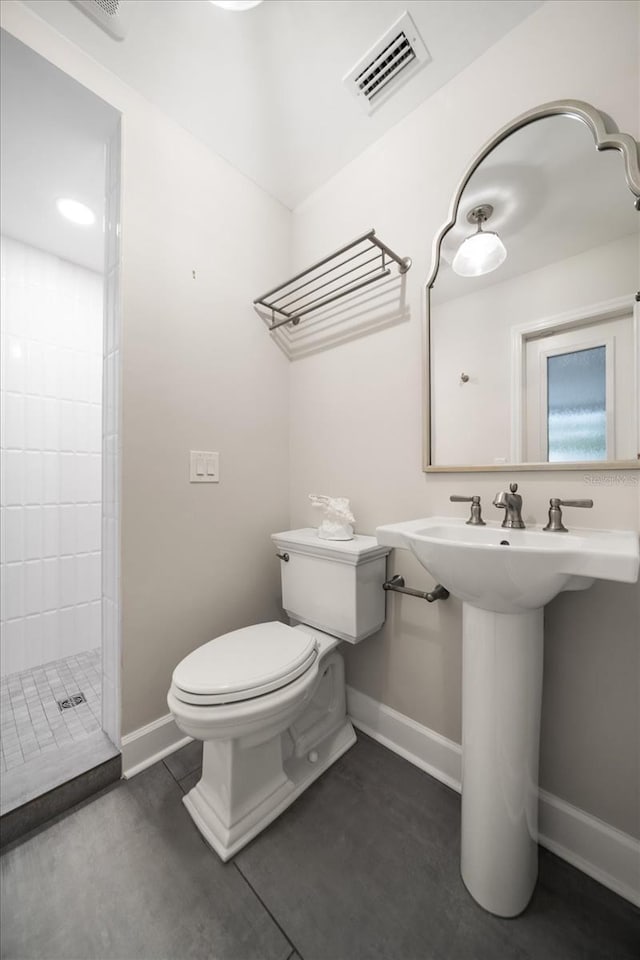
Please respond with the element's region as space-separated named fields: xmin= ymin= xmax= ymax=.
xmin=70 ymin=0 xmax=128 ymax=40
xmin=344 ymin=12 xmax=431 ymax=114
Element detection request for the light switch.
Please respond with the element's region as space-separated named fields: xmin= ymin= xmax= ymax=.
xmin=206 ymin=454 xmax=218 ymax=478
xmin=190 ymin=450 xmax=220 ymax=483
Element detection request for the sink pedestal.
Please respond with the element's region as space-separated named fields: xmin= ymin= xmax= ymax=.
xmin=461 ymin=603 xmax=544 ymax=917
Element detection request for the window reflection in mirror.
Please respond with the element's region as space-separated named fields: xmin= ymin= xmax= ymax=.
xmin=547 ymin=346 xmax=606 ymax=462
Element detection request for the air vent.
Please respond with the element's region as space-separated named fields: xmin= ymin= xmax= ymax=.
xmin=344 ymin=12 xmax=431 ymax=114
xmin=70 ymin=0 xmax=128 ymax=40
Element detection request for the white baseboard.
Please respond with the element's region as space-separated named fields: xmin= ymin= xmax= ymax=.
xmin=346 ymin=685 xmax=640 ymax=908
xmin=121 ymin=713 xmax=192 ymax=779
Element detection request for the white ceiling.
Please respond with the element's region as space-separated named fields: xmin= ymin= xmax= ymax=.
xmin=1 ymin=30 xmax=119 ymax=271
xmin=19 ymin=0 xmax=543 ymax=209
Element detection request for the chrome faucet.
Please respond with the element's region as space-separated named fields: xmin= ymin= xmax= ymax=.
xmin=493 ymin=482 xmax=525 ymax=529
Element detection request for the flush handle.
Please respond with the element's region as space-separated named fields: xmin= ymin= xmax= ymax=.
xmin=276 ymin=552 xmax=290 ymax=562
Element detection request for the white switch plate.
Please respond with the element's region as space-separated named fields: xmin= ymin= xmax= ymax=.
xmin=190 ymin=450 xmax=219 ymax=483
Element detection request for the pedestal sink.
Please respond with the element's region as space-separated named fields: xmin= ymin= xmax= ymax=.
xmin=376 ymin=516 xmax=639 ymax=917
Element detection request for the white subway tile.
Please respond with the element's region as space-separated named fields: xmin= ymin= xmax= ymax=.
xmin=42 ymin=344 xmax=58 ymax=397
xmin=25 ymin=396 xmax=44 ymax=451
xmin=24 ymin=506 xmax=43 ymax=559
xmin=58 ymin=605 xmax=75 ymax=649
xmin=43 ymin=452 xmax=60 ymax=504
xmin=24 ymin=451 xmax=43 ymax=505
xmin=102 ymin=600 xmax=119 ymax=683
xmin=41 ymin=608 xmax=59 ymax=649
xmin=76 ymin=553 xmax=98 ymax=603
xmin=59 ymin=556 xmax=76 ymax=609
xmin=3 ymin=335 xmax=26 ymax=393
xmin=87 ymin=552 xmax=101 ymax=602
xmin=2 ymin=280 xmax=27 ymax=336
xmin=25 ymin=340 xmax=45 ymax=395
xmin=58 ymin=348 xmax=74 ymax=400
xmin=74 ymin=402 xmax=90 ymax=451
xmin=87 ymin=454 xmax=102 ymax=502
xmin=59 ymin=400 xmax=75 ymax=451
xmin=56 ymin=297 xmax=74 ymax=349
xmin=43 ymin=398 xmax=60 ymax=451
xmin=87 ymin=354 xmax=103 ymax=404
xmin=26 ymin=284 xmax=49 ymax=343
xmin=24 ymin=614 xmax=44 ymax=666
xmin=88 ymin=600 xmax=102 ymax=649
xmin=88 ymin=404 xmax=102 ymax=452
xmin=42 ymin=558 xmax=60 ymax=611
xmin=24 ymin=560 xmax=43 ymax=615
xmin=2 ymin=392 xmax=24 ymax=449
xmin=76 ymin=502 xmax=101 ymax=553
xmin=3 ymin=563 xmax=25 ymax=619
xmin=73 ymin=352 xmax=90 ymax=403
xmin=59 ymin=504 xmax=76 ymax=556
xmin=3 ymin=450 xmax=25 ymax=505
xmin=1 ymin=618 xmax=25 ymax=676
xmin=59 ymin=453 xmax=76 ymax=503
xmin=75 ymin=602 xmax=92 ymax=648
xmin=42 ymin=505 xmax=59 ymax=557
xmin=3 ymin=506 xmax=24 ymax=562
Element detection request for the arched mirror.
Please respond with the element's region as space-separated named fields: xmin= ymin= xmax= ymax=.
xmin=424 ymin=100 xmax=640 ymax=471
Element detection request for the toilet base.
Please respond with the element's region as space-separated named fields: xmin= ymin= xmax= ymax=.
xmin=183 ymin=717 xmax=356 ymax=861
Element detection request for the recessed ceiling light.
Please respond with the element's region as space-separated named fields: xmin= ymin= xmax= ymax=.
xmin=56 ymin=198 xmax=96 ymax=226
xmin=209 ymin=1 xmax=263 ymax=10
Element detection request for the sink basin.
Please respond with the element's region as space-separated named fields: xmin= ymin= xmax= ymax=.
xmin=376 ymin=514 xmax=639 ymax=918
xmin=376 ymin=516 xmax=639 ymax=613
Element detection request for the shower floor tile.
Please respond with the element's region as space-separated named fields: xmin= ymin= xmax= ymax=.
xmin=0 ymin=649 xmax=116 ymax=816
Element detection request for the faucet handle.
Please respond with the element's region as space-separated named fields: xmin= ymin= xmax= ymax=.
xmin=450 ymin=495 xmax=486 ymax=526
xmin=543 ymin=497 xmax=593 ymax=532
xmin=554 ymin=499 xmax=593 ymax=508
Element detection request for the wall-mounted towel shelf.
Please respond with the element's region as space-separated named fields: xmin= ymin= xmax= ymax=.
xmin=254 ymin=229 xmax=412 ymax=331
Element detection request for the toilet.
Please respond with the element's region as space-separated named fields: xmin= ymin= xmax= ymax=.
xmin=167 ymin=528 xmax=389 ymax=861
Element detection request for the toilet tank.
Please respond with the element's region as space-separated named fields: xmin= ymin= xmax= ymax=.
xmin=271 ymin=528 xmax=390 ymax=644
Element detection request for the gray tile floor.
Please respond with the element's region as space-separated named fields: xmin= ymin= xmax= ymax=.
xmin=0 ymin=650 xmax=113 ymax=816
xmin=1 ymin=733 xmax=638 ymax=960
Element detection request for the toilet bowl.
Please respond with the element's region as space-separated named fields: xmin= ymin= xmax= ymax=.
xmin=167 ymin=528 xmax=389 ymax=861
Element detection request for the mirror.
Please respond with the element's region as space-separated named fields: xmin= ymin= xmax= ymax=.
xmin=425 ymin=101 xmax=640 ymax=471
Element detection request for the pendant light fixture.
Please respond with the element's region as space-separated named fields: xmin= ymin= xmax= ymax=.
xmin=452 ymin=204 xmax=507 ymax=278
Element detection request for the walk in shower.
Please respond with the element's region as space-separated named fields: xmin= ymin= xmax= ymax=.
xmin=0 ymin=31 xmax=121 ymax=828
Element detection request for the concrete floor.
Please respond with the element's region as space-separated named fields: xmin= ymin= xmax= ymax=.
xmin=1 ymin=733 xmax=638 ymax=960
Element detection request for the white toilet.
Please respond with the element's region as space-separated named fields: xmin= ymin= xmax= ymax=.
xmin=167 ymin=528 xmax=389 ymax=861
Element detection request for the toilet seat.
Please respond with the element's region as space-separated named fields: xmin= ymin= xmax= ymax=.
xmin=171 ymin=621 xmax=318 ymax=706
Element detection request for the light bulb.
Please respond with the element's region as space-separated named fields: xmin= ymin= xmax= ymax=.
xmin=452 ymin=229 xmax=506 ymax=277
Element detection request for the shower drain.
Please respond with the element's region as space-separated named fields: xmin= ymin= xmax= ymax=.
xmin=57 ymin=693 xmax=87 ymax=712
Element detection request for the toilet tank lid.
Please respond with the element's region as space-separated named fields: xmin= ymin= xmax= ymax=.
xmin=172 ymin=621 xmax=317 ymax=699
xmin=271 ymin=528 xmax=390 ymax=564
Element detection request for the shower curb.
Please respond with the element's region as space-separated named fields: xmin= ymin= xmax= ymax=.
xmin=0 ymin=753 xmax=121 ymax=849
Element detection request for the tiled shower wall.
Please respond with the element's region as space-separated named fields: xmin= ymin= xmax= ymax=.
xmin=0 ymin=236 xmax=103 ymax=677
xmin=101 ymin=124 xmax=121 ymax=745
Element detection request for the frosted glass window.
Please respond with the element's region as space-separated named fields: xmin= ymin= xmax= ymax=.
xmin=547 ymin=346 xmax=606 ymax=462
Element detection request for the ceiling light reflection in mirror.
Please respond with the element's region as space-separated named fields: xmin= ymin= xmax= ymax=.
xmin=56 ymin=197 xmax=96 ymax=226
xmin=209 ymin=1 xmax=264 ymax=10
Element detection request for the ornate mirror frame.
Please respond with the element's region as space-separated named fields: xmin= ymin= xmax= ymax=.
xmin=423 ymin=99 xmax=640 ymax=473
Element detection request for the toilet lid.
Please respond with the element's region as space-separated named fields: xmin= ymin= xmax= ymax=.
xmin=172 ymin=621 xmax=318 ymax=705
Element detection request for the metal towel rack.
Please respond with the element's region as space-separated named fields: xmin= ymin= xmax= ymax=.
xmin=254 ymin=229 xmax=412 ymax=331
